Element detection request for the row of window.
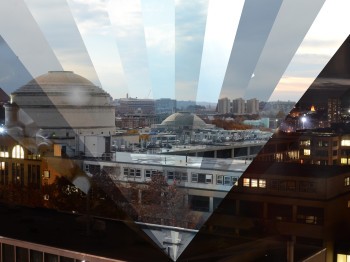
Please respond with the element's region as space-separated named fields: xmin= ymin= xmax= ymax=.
xmin=123 ymin=167 xmax=239 ymax=186
xmin=241 ymin=178 xmax=317 ymax=192
xmin=0 ymin=162 xmax=41 ymax=187
xmin=243 ymin=178 xmax=266 ymax=188
xmin=271 ymin=180 xmax=316 ymax=193
xmin=0 ymin=145 xmax=41 ymax=160
xmin=300 ymin=139 xmax=338 ymax=147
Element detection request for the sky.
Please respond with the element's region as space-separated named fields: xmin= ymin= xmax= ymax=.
xmin=0 ymin=0 xmax=350 ymax=103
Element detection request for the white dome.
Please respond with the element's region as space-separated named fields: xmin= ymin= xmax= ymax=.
xmin=8 ymin=71 xmax=115 ymax=134
xmin=160 ymin=112 xmax=207 ymax=129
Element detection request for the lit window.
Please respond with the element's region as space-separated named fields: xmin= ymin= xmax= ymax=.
xmin=243 ymin=178 xmax=250 ymax=187
xmin=300 ymin=140 xmax=311 ymax=146
xmin=0 ymin=146 xmax=9 ymax=158
xmin=251 ymin=179 xmax=258 ymax=187
xmin=259 ymin=179 xmax=266 ymax=188
xmin=345 ymin=177 xmax=350 ymax=186
xmin=341 ymin=158 xmax=349 ymax=165
xmin=12 ymin=145 xmax=24 ymax=159
xmin=303 ymin=149 xmax=310 ymax=156
xmin=337 ymin=254 xmax=350 ymax=262
xmin=341 ymin=140 xmax=350 ymax=146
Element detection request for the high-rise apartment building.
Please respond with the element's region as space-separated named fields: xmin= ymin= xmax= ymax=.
xmin=246 ymin=98 xmax=259 ymax=114
xmin=232 ymin=98 xmax=246 ymax=115
xmin=217 ymin=97 xmax=231 ymax=114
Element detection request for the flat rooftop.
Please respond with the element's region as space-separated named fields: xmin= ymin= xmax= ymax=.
xmin=114 ymin=152 xmax=251 ymax=173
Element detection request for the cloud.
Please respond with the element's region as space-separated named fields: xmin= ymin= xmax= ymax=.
xmin=24 ymin=0 xmax=100 ymax=86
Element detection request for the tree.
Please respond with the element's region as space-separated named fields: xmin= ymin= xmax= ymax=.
xmin=127 ymin=174 xmax=200 ymax=229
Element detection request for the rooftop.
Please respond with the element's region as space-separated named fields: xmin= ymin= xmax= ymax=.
xmin=115 ymin=152 xmax=250 ymax=172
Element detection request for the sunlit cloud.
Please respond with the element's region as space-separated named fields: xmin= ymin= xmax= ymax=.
xmin=269 ymin=77 xmax=314 ymax=101
xmin=67 ymin=0 xmax=128 ymax=99
xmin=24 ymin=0 xmax=101 ymax=86
xmin=270 ymin=0 xmax=350 ymax=102
xmin=243 ymin=0 xmax=325 ymax=102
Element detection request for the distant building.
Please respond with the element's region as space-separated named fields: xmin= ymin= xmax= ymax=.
xmin=243 ymin=118 xmax=269 ymax=128
xmin=260 ymin=101 xmax=295 ymax=115
xmin=217 ymin=98 xmax=231 ymax=114
xmin=328 ymin=97 xmax=341 ymax=124
xmin=232 ymin=98 xmax=245 ymax=115
xmin=155 ymin=98 xmax=176 ymax=115
xmin=116 ymin=97 xmax=155 ymax=115
xmin=246 ymin=98 xmax=259 ymax=114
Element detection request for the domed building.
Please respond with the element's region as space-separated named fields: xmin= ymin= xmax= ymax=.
xmin=4 ymin=71 xmax=116 ymax=157
xmin=155 ymin=112 xmax=214 ymax=130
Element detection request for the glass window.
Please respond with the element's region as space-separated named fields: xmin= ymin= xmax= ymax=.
xmin=191 ymin=173 xmax=198 ymax=182
xmin=243 ymin=178 xmax=250 ymax=187
xmin=216 ymin=175 xmax=223 ymax=185
xmin=145 ymin=170 xmax=151 ymax=178
xmin=181 ymin=172 xmax=188 ymax=182
xmin=341 ymin=140 xmax=350 ymax=146
xmin=12 ymin=145 xmax=24 ymax=159
xmin=135 ymin=169 xmax=141 ymax=177
xmin=205 ymin=174 xmax=213 ymax=184
xmin=123 ymin=168 xmax=129 ymax=176
xmin=300 ymin=140 xmax=311 ymax=146
xmin=0 ymin=145 xmax=9 ymax=158
xmin=232 ymin=177 xmax=238 ymax=186
xmin=251 ymin=179 xmax=258 ymax=187
xmin=167 ymin=171 xmax=174 ymax=180
xmin=341 ymin=158 xmax=348 ymax=165
xmin=345 ymin=177 xmax=350 ymax=186
xmin=303 ymin=149 xmax=311 ymax=156
xmin=259 ymin=179 xmax=266 ymax=188
xmin=224 ymin=176 xmax=231 ymax=185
